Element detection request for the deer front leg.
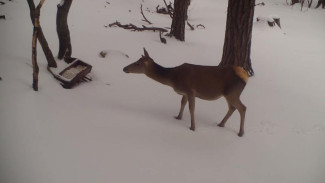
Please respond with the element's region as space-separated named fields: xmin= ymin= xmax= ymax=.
xmin=188 ymin=95 xmax=196 ymax=131
xmin=175 ymin=95 xmax=188 ymax=120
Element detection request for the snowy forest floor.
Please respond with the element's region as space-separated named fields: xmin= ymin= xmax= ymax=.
xmin=1 ymin=0 xmax=325 ymax=183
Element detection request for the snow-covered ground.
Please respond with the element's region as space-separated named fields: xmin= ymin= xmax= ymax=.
xmin=1 ymin=0 xmax=325 ymax=183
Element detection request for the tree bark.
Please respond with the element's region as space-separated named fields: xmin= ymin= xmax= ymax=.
xmin=31 ymin=0 xmax=45 ymax=91
xmin=170 ymin=0 xmax=190 ymax=41
xmin=27 ymin=0 xmax=57 ymax=68
xmin=219 ymin=0 xmax=255 ymax=76
xmin=57 ymin=0 xmax=72 ymax=60
xmin=316 ymin=0 xmax=325 ymax=8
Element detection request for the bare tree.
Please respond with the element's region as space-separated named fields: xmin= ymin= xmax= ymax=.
xmin=316 ymin=0 xmax=325 ymax=8
xmin=27 ymin=0 xmax=57 ymax=68
xmin=219 ymin=0 xmax=255 ymax=76
xmin=29 ymin=0 xmax=46 ymax=91
xmin=57 ymin=0 xmax=73 ymax=60
xmin=170 ymin=0 xmax=191 ymax=41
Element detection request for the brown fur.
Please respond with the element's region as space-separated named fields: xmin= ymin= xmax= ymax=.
xmin=123 ymin=48 xmax=248 ymax=137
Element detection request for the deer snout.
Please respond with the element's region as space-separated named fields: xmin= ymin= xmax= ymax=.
xmin=123 ymin=67 xmax=130 ymax=73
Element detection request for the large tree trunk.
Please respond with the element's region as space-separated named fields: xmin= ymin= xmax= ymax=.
xmin=57 ymin=0 xmax=72 ymax=60
xmin=170 ymin=0 xmax=190 ymax=41
xmin=219 ymin=0 xmax=255 ymax=76
xmin=27 ymin=0 xmax=57 ymax=68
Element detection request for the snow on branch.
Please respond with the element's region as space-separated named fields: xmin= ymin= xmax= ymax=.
xmin=107 ymin=21 xmax=168 ymax=32
xmin=58 ymin=0 xmax=65 ymax=7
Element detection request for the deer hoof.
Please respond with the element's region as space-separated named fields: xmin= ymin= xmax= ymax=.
xmin=174 ymin=116 xmax=182 ymax=120
xmin=238 ymin=131 xmax=244 ymax=137
xmin=218 ymin=123 xmax=225 ymax=127
xmin=189 ymin=126 xmax=195 ymax=131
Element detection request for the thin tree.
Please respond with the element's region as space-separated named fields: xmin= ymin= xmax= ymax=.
xmin=170 ymin=0 xmax=191 ymax=41
xmin=30 ymin=0 xmax=46 ymax=91
xmin=27 ymin=0 xmax=57 ymax=68
xmin=219 ymin=0 xmax=255 ymax=76
xmin=316 ymin=0 xmax=325 ymax=8
xmin=57 ymin=0 xmax=73 ymax=60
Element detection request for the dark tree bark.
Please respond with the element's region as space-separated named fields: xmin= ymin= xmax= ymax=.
xmin=316 ymin=0 xmax=325 ymax=8
xmin=170 ymin=0 xmax=191 ymax=41
xmin=57 ymin=0 xmax=72 ymax=60
xmin=219 ymin=0 xmax=255 ymax=76
xmin=27 ymin=0 xmax=57 ymax=68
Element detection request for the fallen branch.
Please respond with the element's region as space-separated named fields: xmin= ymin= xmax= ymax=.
xmin=187 ymin=21 xmax=194 ymax=30
xmin=196 ymin=24 xmax=206 ymax=29
xmin=255 ymin=2 xmax=265 ymax=6
xmin=140 ymin=4 xmax=152 ymax=24
xmin=108 ymin=21 xmax=168 ymax=32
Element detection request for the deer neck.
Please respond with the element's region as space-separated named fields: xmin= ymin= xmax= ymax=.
xmin=145 ymin=62 xmax=174 ymax=87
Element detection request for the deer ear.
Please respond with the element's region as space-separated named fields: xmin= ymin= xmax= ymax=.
xmin=143 ymin=48 xmax=149 ymax=57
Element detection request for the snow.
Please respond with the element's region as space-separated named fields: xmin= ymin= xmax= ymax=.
xmin=1 ymin=0 xmax=325 ymax=183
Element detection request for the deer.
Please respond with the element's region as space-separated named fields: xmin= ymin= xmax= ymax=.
xmin=123 ymin=48 xmax=249 ymax=137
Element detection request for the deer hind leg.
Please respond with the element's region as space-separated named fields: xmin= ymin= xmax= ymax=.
xmin=233 ymin=99 xmax=246 ymax=137
xmin=188 ymin=95 xmax=196 ymax=131
xmin=218 ymin=101 xmax=236 ymax=127
xmin=175 ymin=95 xmax=188 ymax=120
xmin=226 ymin=96 xmax=246 ymax=137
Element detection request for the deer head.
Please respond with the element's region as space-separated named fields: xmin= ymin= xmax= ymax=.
xmin=123 ymin=48 xmax=153 ymax=74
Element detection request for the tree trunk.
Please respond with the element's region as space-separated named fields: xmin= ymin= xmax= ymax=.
xmin=219 ymin=0 xmax=255 ymax=76
xmin=57 ymin=0 xmax=72 ymax=60
xmin=316 ymin=0 xmax=325 ymax=8
xmin=32 ymin=24 xmax=39 ymax=91
xmin=27 ymin=0 xmax=57 ymax=68
xmin=170 ymin=0 xmax=190 ymax=41
xmin=31 ymin=0 xmax=45 ymax=91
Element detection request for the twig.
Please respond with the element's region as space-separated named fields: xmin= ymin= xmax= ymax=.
xmin=140 ymin=4 xmax=152 ymax=24
xmin=163 ymin=0 xmax=173 ymax=18
xmin=255 ymin=2 xmax=265 ymax=6
xmin=187 ymin=21 xmax=194 ymax=30
xmin=196 ymin=24 xmax=206 ymax=29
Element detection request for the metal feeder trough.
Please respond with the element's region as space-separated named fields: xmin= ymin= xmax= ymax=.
xmin=52 ymin=58 xmax=92 ymax=89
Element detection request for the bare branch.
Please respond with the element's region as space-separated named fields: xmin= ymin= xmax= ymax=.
xmin=196 ymin=24 xmax=206 ymax=29
xmin=163 ymin=0 xmax=173 ymax=18
xmin=187 ymin=21 xmax=194 ymax=30
xmin=108 ymin=21 xmax=168 ymax=32
xmin=140 ymin=4 xmax=152 ymax=24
